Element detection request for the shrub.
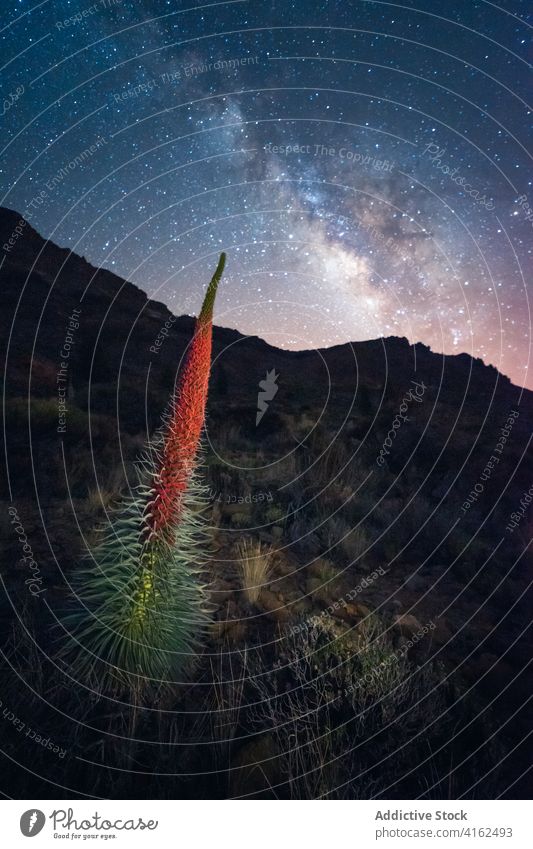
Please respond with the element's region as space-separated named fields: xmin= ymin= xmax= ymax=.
xmin=264 ymin=504 xmax=285 ymax=525
xmin=244 ymin=612 xmax=497 ymax=799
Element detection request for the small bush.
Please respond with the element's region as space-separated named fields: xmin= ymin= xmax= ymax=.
xmin=265 ymin=505 xmax=285 ymax=525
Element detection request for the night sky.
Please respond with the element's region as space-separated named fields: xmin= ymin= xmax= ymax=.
xmin=2 ymin=0 xmax=532 ymax=387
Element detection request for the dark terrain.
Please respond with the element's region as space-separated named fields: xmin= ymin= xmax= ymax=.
xmin=0 ymin=206 xmax=531 ymax=799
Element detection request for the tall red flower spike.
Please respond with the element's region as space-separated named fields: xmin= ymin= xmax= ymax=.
xmin=144 ymin=252 xmax=226 ymax=545
xmin=65 ymin=253 xmax=227 ymax=687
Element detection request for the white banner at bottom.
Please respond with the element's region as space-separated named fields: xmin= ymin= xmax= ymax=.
xmin=2 ymin=800 xmax=531 ymax=848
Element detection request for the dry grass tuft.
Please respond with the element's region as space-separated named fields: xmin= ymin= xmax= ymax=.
xmin=235 ymin=537 xmax=275 ymax=604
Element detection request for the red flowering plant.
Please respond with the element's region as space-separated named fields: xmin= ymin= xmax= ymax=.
xmin=63 ymin=254 xmax=226 ymax=690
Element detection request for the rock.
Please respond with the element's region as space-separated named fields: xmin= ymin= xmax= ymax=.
xmin=354 ymin=603 xmax=371 ymax=618
xmin=259 ymin=588 xmax=290 ymax=623
xmin=393 ymin=613 xmax=423 ymax=636
xmin=306 ymin=575 xmax=333 ymax=606
xmin=274 ymin=559 xmax=296 ymax=577
xmin=290 ymin=598 xmax=313 ymax=617
xmin=331 ymin=602 xmax=369 ymax=624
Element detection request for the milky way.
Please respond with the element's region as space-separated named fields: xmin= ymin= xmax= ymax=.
xmin=1 ymin=0 xmax=531 ymax=386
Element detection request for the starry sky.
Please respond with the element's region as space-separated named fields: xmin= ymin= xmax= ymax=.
xmin=2 ymin=0 xmax=532 ymax=387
